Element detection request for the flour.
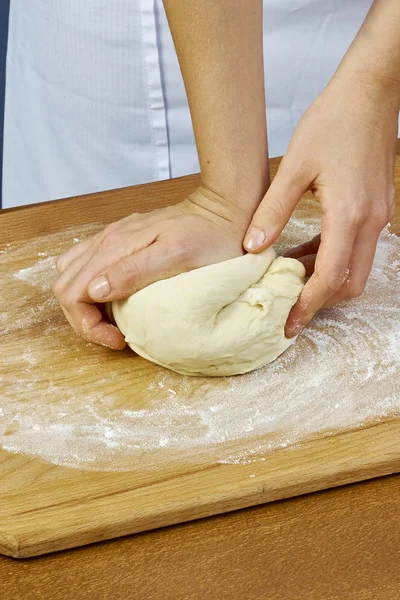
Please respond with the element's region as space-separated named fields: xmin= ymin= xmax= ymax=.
xmin=0 ymin=210 xmax=399 ymax=472
xmin=13 ymin=257 xmax=58 ymax=291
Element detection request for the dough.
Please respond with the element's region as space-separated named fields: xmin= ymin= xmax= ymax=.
xmin=112 ymin=248 xmax=305 ymax=377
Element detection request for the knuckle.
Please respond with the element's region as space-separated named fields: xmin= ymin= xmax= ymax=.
xmin=114 ymin=257 xmax=140 ymax=286
xmin=61 ymin=292 xmax=76 ymax=310
xmin=259 ymin=196 xmax=286 ymax=224
xmin=174 ymin=241 xmax=192 ymax=264
xmin=98 ymin=224 xmax=122 ymax=249
xmin=103 ymin=221 xmax=119 ymax=236
xmin=375 ymin=211 xmax=391 ymax=231
xmin=346 ymin=202 xmax=369 ymax=228
xmin=51 ymin=278 xmax=63 ymax=298
xmin=51 ymin=278 xmax=79 ymax=308
xmin=370 ymin=200 xmax=395 ymax=231
xmin=350 ymin=284 xmax=365 ymax=299
xmin=99 ymin=230 xmax=120 ymax=249
xmin=326 ymin=275 xmax=344 ymax=294
xmin=343 ymin=282 xmax=365 ymax=300
xmin=316 ymin=269 xmax=345 ymax=294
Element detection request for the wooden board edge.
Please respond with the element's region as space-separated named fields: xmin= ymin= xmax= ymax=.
xmin=1 ymin=419 xmax=399 ymax=558
xmin=3 ymin=458 xmax=399 ymax=559
xmin=0 ymin=531 xmax=19 ymax=559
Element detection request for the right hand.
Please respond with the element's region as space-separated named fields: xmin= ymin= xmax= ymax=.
xmin=243 ymin=75 xmax=398 ymax=337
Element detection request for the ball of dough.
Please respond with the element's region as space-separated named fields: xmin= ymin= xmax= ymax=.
xmin=112 ymin=248 xmax=305 ymax=377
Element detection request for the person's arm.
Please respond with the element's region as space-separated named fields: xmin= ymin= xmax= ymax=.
xmin=163 ymin=0 xmax=269 ymax=219
xmin=338 ymin=0 xmax=400 ymax=96
xmin=243 ymin=0 xmax=400 ymax=337
xmin=53 ymin=1 xmax=270 ymax=348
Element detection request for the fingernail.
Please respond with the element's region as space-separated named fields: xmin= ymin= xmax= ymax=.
xmin=89 ymin=276 xmax=111 ymax=300
xmin=244 ymin=227 xmax=266 ymax=251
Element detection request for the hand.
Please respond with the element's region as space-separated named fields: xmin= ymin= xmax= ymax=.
xmin=53 ymin=187 xmax=250 ymax=349
xmin=243 ymin=75 xmax=399 ymax=337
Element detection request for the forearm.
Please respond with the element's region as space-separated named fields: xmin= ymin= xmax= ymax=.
xmin=333 ymin=0 xmax=400 ymax=109
xmin=163 ymin=0 xmax=269 ymax=217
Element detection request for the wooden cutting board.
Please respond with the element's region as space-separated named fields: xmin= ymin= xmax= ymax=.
xmin=1 ymin=157 xmax=399 ymax=559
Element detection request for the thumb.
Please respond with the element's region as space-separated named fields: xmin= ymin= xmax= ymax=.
xmin=87 ymin=243 xmax=177 ymax=302
xmin=244 ymin=160 xmax=308 ymax=253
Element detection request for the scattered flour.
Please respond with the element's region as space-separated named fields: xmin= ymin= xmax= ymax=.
xmin=0 ymin=209 xmax=399 ymax=472
xmin=13 ymin=257 xmax=58 ymax=291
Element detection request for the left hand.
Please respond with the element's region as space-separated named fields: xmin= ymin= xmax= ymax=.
xmin=52 ymin=187 xmax=250 ymax=349
xmin=243 ymin=74 xmax=399 ymax=337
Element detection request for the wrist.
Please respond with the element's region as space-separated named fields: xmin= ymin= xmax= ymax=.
xmin=326 ymin=70 xmax=400 ymax=122
xmin=332 ymin=0 xmax=400 ymax=113
xmin=332 ymin=69 xmax=400 ymax=112
xmin=183 ymin=185 xmax=263 ymax=236
xmin=200 ymin=159 xmax=270 ymax=223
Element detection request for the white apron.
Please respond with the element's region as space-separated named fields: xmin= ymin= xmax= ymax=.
xmin=3 ymin=0 xmax=374 ymax=209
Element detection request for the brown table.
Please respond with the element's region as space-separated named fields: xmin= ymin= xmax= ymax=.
xmin=1 ymin=156 xmax=400 ymax=600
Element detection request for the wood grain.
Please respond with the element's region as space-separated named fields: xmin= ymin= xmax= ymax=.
xmin=1 ymin=473 xmax=400 ymax=600
xmin=0 ymin=420 xmax=399 ymax=559
xmin=0 ymin=157 xmax=399 ymax=560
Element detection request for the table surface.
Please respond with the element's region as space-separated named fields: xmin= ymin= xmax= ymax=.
xmin=1 ymin=154 xmax=400 ymax=599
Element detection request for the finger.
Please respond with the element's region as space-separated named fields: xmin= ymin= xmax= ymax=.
xmin=53 ymin=228 xmax=161 ymax=349
xmin=88 ymin=241 xmax=188 ymax=302
xmin=55 ymin=239 xmax=104 ymax=292
xmin=56 ymin=236 xmax=98 ymax=274
xmin=285 ymin=209 xmax=359 ymax=337
xmin=56 ymin=215 xmax=150 ymax=275
xmin=283 ymin=234 xmax=321 ymax=259
xmin=77 ymin=304 xmax=126 ymax=349
xmin=323 ymin=224 xmax=379 ymax=308
xmin=54 ymin=226 xmax=158 ymax=302
xmin=243 ymin=158 xmax=309 ymax=252
xmin=60 ymin=304 xmax=126 ymax=350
